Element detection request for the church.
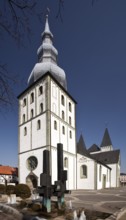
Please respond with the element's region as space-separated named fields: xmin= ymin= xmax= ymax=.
xmin=18 ymin=16 xmax=120 ymax=190
xmin=77 ymin=128 xmax=120 ymax=189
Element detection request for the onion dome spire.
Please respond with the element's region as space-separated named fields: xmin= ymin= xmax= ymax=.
xmin=37 ymin=14 xmax=58 ymax=64
xmin=42 ymin=14 xmax=53 ymax=38
xmin=28 ymin=14 xmax=67 ymax=90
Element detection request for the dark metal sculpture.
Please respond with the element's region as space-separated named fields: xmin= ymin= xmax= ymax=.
xmin=54 ymin=143 xmax=67 ymax=209
xmin=37 ymin=143 xmax=68 ymax=212
xmin=38 ymin=150 xmax=51 ymax=212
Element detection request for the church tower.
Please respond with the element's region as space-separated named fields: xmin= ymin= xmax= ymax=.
xmin=18 ymin=16 xmax=76 ymax=190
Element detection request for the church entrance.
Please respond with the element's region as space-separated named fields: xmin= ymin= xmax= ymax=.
xmin=26 ymin=173 xmax=38 ymax=190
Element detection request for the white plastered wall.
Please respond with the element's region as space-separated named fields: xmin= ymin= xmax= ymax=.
xmin=77 ymin=154 xmax=95 ymax=190
xmin=19 ymin=148 xmax=46 ymax=185
xmin=97 ymin=164 xmax=111 ymax=189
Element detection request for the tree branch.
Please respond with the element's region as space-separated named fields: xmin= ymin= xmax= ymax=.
xmin=56 ymin=0 xmax=64 ymax=22
xmin=0 ymin=63 xmax=17 ymax=108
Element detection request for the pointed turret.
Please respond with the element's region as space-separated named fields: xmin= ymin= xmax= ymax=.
xmin=28 ymin=15 xmax=67 ymax=89
xmin=77 ymin=134 xmax=88 ymax=155
xmin=100 ymin=128 xmax=113 ymax=151
xmin=88 ymin=144 xmax=100 ymax=153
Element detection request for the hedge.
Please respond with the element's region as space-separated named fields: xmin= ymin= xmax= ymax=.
xmin=0 ymin=184 xmax=6 ymax=194
xmin=15 ymin=184 xmax=31 ymax=199
xmin=6 ymin=185 xmax=16 ymax=195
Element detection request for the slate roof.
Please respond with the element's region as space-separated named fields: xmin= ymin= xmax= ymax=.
xmin=77 ymin=135 xmax=111 ymax=169
xmin=100 ymin=128 xmax=112 ymax=147
xmin=88 ymin=144 xmax=100 ymax=153
xmin=91 ymin=149 xmax=120 ymax=164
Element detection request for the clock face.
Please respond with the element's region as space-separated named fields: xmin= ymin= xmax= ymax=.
xmin=27 ymin=156 xmax=38 ymax=171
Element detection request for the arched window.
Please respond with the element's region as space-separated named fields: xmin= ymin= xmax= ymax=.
xmin=69 ymin=116 xmax=71 ymax=125
xmin=22 ymin=114 xmax=25 ymax=123
xmin=23 ymin=98 xmax=26 ymax=107
xmin=70 ymin=130 xmax=72 ymax=139
xmin=38 ymin=86 xmax=43 ymax=96
xmin=31 ymin=109 xmax=34 ymax=118
xmin=24 ymin=127 xmax=27 ymax=136
xmin=54 ymin=120 xmax=57 ymax=130
xmin=62 ymin=126 xmax=65 ymax=135
xmin=30 ymin=92 xmax=34 ymax=103
xmin=64 ymin=157 xmax=68 ymax=168
xmin=40 ymin=103 xmax=43 ymax=113
xmin=99 ymin=165 xmax=102 ymax=181
xmin=61 ymin=95 xmax=65 ymax=106
xmin=69 ymin=102 xmax=72 ymax=112
xmin=80 ymin=165 xmax=87 ymax=178
xmin=37 ymin=120 xmax=41 ymax=130
xmin=62 ymin=111 xmax=65 ymax=120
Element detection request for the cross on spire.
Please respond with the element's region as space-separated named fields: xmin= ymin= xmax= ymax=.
xmin=46 ymin=7 xmax=50 ymax=16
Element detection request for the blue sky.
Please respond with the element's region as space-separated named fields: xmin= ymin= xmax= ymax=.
xmin=0 ymin=0 xmax=126 ymax=172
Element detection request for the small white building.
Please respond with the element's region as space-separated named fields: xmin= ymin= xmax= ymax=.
xmin=120 ymin=173 xmax=126 ymax=186
xmin=0 ymin=166 xmax=18 ymax=185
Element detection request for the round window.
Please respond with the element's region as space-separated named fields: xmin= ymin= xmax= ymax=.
xmin=26 ymin=156 xmax=38 ymax=171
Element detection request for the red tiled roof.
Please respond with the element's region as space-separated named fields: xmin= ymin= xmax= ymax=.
xmin=0 ymin=166 xmax=18 ymax=175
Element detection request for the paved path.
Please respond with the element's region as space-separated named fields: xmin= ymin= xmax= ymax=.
xmin=64 ymin=187 xmax=126 ymax=215
xmin=52 ymin=188 xmax=126 ymax=220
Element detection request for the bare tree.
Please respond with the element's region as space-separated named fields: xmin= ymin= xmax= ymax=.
xmin=0 ymin=0 xmax=64 ymax=109
xmin=0 ymin=0 xmax=37 ymax=44
xmin=0 ymin=0 xmax=38 ymax=109
xmin=0 ymin=64 xmax=17 ymax=108
xmin=0 ymin=0 xmax=97 ymax=109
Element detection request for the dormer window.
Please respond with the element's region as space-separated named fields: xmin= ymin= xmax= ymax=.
xmin=30 ymin=92 xmax=34 ymax=103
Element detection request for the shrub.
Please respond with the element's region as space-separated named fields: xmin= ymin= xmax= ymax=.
xmin=0 ymin=184 xmax=6 ymax=194
xmin=15 ymin=184 xmax=31 ymax=199
xmin=6 ymin=185 xmax=16 ymax=195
